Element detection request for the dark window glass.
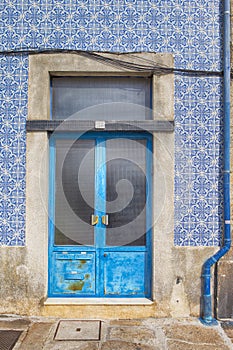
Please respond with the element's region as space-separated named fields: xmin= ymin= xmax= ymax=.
xmin=106 ymin=138 xmax=147 ymax=246
xmin=55 ymin=139 xmax=95 ymax=246
xmin=52 ymin=77 xmax=151 ymax=120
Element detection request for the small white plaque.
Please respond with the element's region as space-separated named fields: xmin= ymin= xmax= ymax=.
xmin=95 ymin=121 xmax=105 ymax=129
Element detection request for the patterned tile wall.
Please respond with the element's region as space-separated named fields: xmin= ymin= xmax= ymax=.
xmin=0 ymin=0 xmax=224 ymax=246
xmin=0 ymin=54 xmax=28 ymax=245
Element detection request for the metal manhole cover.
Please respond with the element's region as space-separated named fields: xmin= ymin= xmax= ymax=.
xmin=54 ymin=320 xmax=101 ymax=341
xmin=0 ymin=330 xmax=22 ymax=350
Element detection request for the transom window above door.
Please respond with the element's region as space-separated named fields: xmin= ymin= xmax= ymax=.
xmin=51 ymin=76 xmax=152 ymax=120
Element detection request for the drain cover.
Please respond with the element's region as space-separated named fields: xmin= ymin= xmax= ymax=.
xmin=0 ymin=330 xmax=22 ymax=350
xmin=54 ymin=320 xmax=101 ymax=341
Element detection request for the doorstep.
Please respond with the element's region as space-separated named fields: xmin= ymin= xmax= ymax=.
xmin=42 ymin=298 xmax=156 ymax=319
xmin=44 ymin=298 xmax=153 ymax=305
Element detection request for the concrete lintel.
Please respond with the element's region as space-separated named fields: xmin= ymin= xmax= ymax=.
xmin=28 ymin=52 xmax=174 ymax=121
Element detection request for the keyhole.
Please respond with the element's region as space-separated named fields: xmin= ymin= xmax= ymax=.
xmin=104 ymin=253 xmax=107 ymax=257
xmin=76 ymin=328 xmax=81 ymax=332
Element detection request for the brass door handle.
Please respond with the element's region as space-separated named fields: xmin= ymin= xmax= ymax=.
xmin=102 ymin=215 xmax=109 ymax=226
xmin=91 ymin=215 xmax=99 ymax=226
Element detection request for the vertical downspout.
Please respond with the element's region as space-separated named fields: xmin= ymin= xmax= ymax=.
xmin=200 ymin=0 xmax=231 ymax=325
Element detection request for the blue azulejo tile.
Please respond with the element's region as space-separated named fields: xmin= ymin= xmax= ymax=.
xmin=96 ymin=6 xmax=117 ymax=28
xmin=174 ymin=223 xmax=203 ymax=246
xmin=0 ymin=230 xmax=9 ymax=246
xmin=175 ymin=76 xmax=222 ymax=103
xmin=118 ymin=29 xmax=141 ymax=51
xmin=176 ymin=124 xmax=222 ymax=150
xmin=175 ymin=105 xmax=196 ymax=126
xmin=168 ymin=6 xmax=189 ymax=29
xmin=71 ymin=7 xmax=92 ymax=28
xmin=46 ymin=30 xmax=70 ymax=48
xmin=24 ymin=30 xmax=45 ymax=48
xmin=192 ymin=103 xmax=221 ymax=125
xmin=94 ymin=29 xmax=119 ymax=51
xmin=96 ymin=0 xmax=118 ymax=5
xmin=201 ymin=223 xmax=222 ymax=246
xmin=175 ymin=177 xmax=191 ymax=199
xmin=192 ymin=126 xmax=222 ymax=149
xmin=1 ymin=6 xmax=21 ymax=27
xmin=5 ymin=236 xmax=25 ymax=246
xmin=0 ymin=197 xmax=11 ymax=210
xmin=175 ymin=220 xmax=222 ymax=246
xmin=189 ymin=149 xmax=220 ymax=173
xmin=175 ymin=76 xmax=192 ymax=101
xmin=10 ymin=169 xmax=25 ymax=182
xmin=141 ymin=7 xmax=165 ymax=28
xmin=119 ymin=7 xmax=140 ymax=30
xmin=191 ymin=77 xmax=222 ymax=100
xmin=67 ymin=29 xmax=92 ymax=50
xmin=8 ymin=209 xmax=25 ymax=222
xmin=0 ymin=184 xmax=17 ymax=197
xmin=143 ymin=30 xmax=166 ymax=52
xmin=168 ymin=30 xmax=188 ymax=51
xmin=191 ymin=8 xmax=213 ymax=30
xmin=0 ymin=209 xmax=10 ymax=223
xmin=23 ymin=6 xmax=45 ymax=27
xmin=175 ymin=151 xmax=192 ymax=174
xmin=190 ymin=199 xmax=217 ymax=222
xmin=174 ymin=198 xmax=196 ymax=222
xmin=190 ymin=173 xmax=218 ymax=197
xmin=9 ymin=198 xmax=25 ymax=209
xmin=4 ymin=225 xmax=25 ymax=246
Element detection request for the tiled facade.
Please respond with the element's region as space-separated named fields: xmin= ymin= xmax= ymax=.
xmin=0 ymin=0 xmax=224 ymax=246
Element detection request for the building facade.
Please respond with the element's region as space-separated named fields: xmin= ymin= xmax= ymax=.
xmin=0 ymin=0 xmax=231 ymax=318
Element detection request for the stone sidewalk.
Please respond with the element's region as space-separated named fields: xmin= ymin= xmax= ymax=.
xmin=0 ymin=316 xmax=232 ymax=350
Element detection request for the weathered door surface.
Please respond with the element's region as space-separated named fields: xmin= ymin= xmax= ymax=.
xmin=48 ymin=133 xmax=152 ymax=298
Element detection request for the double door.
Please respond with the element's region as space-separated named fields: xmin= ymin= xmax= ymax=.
xmin=49 ymin=132 xmax=152 ymax=297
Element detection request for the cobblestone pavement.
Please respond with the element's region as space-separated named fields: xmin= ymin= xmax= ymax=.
xmin=0 ymin=316 xmax=232 ymax=350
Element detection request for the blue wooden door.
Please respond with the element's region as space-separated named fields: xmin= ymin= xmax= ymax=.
xmin=48 ymin=133 xmax=152 ymax=298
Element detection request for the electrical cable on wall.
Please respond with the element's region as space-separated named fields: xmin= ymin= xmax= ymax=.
xmin=0 ymin=48 xmax=225 ymax=77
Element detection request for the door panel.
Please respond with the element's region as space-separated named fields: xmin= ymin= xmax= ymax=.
xmin=52 ymin=252 xmax=96 ymax=295
xmin=103 ymin=252 xmax=146 ymax=296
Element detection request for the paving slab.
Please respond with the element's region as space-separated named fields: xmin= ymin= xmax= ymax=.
xmin=109 ymin=319 xmax=144 ymax=326
xmin=0 ymin=316 xmax=232 ymax=350
xmin=0 ymin=318 xmax=30 ymax=330
xmin=162 ymin=323 xmax=228 ymax=346
xmin=100 ymin=340 xmax=158 ymax=350
xmin=108 ymin=326 xmax=156 ymax=346
xmin=222 ymin=323 xmax=233 ymax=343
xmin=43 ymin=341 xmax=99 ymax=350
xmin=18 ymin=322 xmax=54 ymax=350
xmin=167 ymin=340 xmax=230 ymax=350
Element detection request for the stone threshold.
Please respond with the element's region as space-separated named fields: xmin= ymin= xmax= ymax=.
xmin=44 ymin=298 xmax=153 ymax=305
